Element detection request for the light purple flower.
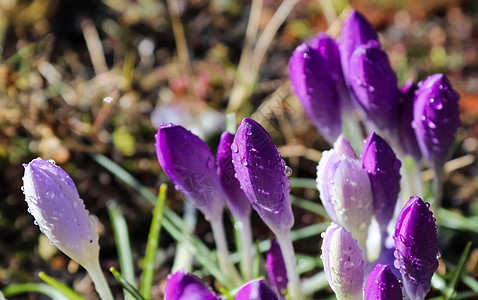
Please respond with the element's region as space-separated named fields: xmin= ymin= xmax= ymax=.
xmin=364 ymin=264 xmax=403 ymax=300
xmin=231 ymin=118 xmax=294 ymax=234
xmin=234 ymin=280 xmax=278 ymax=300
xmin=321 ymin=223 xmax=364 ymax=299
xmin=394 ymin=196 xmax=440 ymax=300
xmin=349 ymin=41 xmax=400 ymax=131
xmin=266 ymin=239 xmax=288 ymax=298
xmin=155 ymin=124 xmax=224 ymax=220
xmin=22 ymin=158 xmax=99 ymax=266
xmin=217 ymin=131 xmax=252 ymax=219
xmin=398 ymin=80 xmax=422 ymax=160
xmin=361 ymin=132 xmax=401 ymax=229
xmin=164 ymin=270 xmax=220 ymax=300
xmin=413 ymin=73 xmax=460 ymax=168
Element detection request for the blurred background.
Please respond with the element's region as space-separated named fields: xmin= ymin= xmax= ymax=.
xmin=1 ymin=0 xmax=478 ymax=298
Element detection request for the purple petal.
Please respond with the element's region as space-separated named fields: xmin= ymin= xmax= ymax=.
xmin=364 ymin=264 xmax=403 ymax=300
xmin=164 ymin=270 xmax=220 ymax=300
xmin=266 ymin=239 xmax=288 ymax=297
xmin=217 ymin=131 xmax=252 ymax=219
xmin=321 ymin=223 xmax=364 ymax=299
xmin=413 ymin=73 xmax=460 ymax=168
xmin=234 ymin=280 xmax=278 ymax=300
xmin=398 ymin=80 xmax=422 ymax=160
xmin=394 ymin=196 xmax=440 ymax=300
xmin=333 ymin=134 xmax=356 ymax=158
xmin=22 ymin=158 xmax=98 ymax=266
xmin=361 ymin=132 xmax=401 ymax=228
xmin=155 ymin=124 xmax=224 ymax=219
xmin=231 ymin=118 xmax=294 ymax=233
xmin=349 ymin=42 xmax=400 ymax=131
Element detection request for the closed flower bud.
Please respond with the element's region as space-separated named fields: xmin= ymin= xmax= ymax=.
xmin=349 ymin=42 xmax=400 ymax=131
xmin=217 ymin=131 xmax=252 ymax=219
xmin=23 ymin=158 xmax=99 ymax=267
xmin=266 ymin=239 xmax=288 ymax=298
xmin=155 ymin=124 xmax=224 ymax=220
xmin=321 ymin=223 xmax=364 ymax=300
xmin=231 ymin=118 xmax=294 ymax=233
xmin=361 ymin=132 xmax=401 ymax=229
xmin=290 ymin=40 xmax=342 ymax=144
xmin=412 ymin=74 xmax=460 ymax=168
xmin=398 ymin=80 xmax=422 ymax=160
xmin=340 ymin=9 xmax=379 ymax=79
xmin=164 ymin=270 xmax=220 ymax=300
xmin=394 ymin=196 xmax=440 ymax=300
xmin=234 ymin=280 xmax=278 ymax=300
xmin=364 ymin=264 xmax=403 ymax=300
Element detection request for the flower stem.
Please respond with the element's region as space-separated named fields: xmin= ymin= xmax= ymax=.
xmin=276 ymin=230 xmax=303 ymax=300
xmin=235 ymin=215 xmax=254 ymax=281
xmin=431 ymin=165 xmax=444 ymax=212
xmin=209 ymin=216 xmax=243 ymax=285
xmin=84 ymin=259 xmax=114 ymax=300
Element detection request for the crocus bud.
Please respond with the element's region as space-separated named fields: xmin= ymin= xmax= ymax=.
xmin=321 ymin=223 xmax=364 ymax=300
xmin=349 ymin=41 xmax=400 ymax=131
xmin=155 ymin=124 xmax=224 ymax=220
xmin=361 ymin=132 xmax=401 ymax=229
xmin=231 ymin=118 xmax=294 ymax=233
xmin=364 ymin=264 xmax=403 ymax=300
xmin=333 ymin=134 xmax=356 ymax=158
xmin=340 ymin=9 xmax=379 ymax=79
xmin=412 ymin=74 xmax=460 ymax=168
xmin=217 ymin=131 xmax=252 ymax=219
xmin=290 ymin=40 xmax=342 ymax=144
xmin=398 ymin=80 xmax=422 ymax=160
xmin=394 ymin=196 xmax=440 ymax=300
xmin=234 ymin=280 xmax=278 ymax=300
xmin=317 ymin=146 xmax=374 ymax=249
xmin=266 ymin=239 xmax=288 ymax=298
xmin=23 ymin=158 xmax=99 ymax=267
xmin=164 ymin=270 xmax=220 ymax=300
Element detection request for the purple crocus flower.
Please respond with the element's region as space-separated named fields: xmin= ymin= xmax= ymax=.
xmin=155 ymin=124 xmax=224 ymax=220
xmin=394 ymin=196 xmax=440 ymax=300
xmin=266 ymin=239 xmax=288 ymax=298
xmin=398 ymin=80 xmax=422 ymax=160
xmin=231 ymin=118 xmax=294 ymax=233
xmin=234 ymin=280 xmax=278 ymax=300
xmin=217 ymin=131 xmax=252 ymax=219
xmin=361 ymin=132 xmax=401 ymax=230
xmin=164 ymin=270 xmax=220 ymax=300
xmin=22 ymin=158 xmax=99 ymax=267
xmin=349 ymin=41 xmax=400 ymax=131
xmin=340 ymin=9 xmax=379 ymax=79
xmin=412 ymin=73 xmax=460 ymax=168
xmin=364 ymin=264 xmax=403 ymax=300
xmin=290 ymin=38 xmax=342 ymax=144
xmin=321 ymin=223 xmax=364 ymax=300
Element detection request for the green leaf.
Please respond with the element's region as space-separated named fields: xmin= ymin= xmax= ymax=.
xmin=2 ymin=283 xmax=70 ymax=300
xmin=140 ymin=184 xmax=167 ymax=298
xmin=110 ymin=267 xmax=145 ymax=300
xmin=38 ymin=272 xmax=85 ymax=300
xmin=289 ymin=178 xmax=317 ymax=190
xmin=444 ymin=242 xmax=472 ymax=300
xmin=290 ymin=195 xmax=328 ymax=218
xmin=107 ymin=201 xmax=136 ymax=300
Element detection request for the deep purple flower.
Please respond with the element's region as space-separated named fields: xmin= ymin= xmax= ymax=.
xmin=290 ymin=39 xmax=342 ymax=144
xmin=321 ymin=223 xmax=364 ymax=299
xmin=340 ymin=9 xmax=379 ymax=79
xmin=217 ymin=131 xmax=252 ymax=219
xmin=266 ymin=239 xmax=288 ymax=298
xmin=364 ymin=264 xmax=403 ymax=300
xmin=394 ymin=196 xmax=440 ymax=300
xmin=349 ymin=41 xmax=400 ymax=131
xmin=234 ymin=280 xmax=278 ymax=300
xmin=164 ymin=270 xmax=220 ymax=300
xmin=155 ymin=124 xmax=224 ymax=219
xmin=231 ymin=118 xmax=294 ymax=234
xmin=361 ymin=132 xmax=401 ymax=229
xmin=22 ymin=158 xmax=99 ymax=267
xmin=398 ymin=80 xmax=422 ymax=160
xmin=413 ymin=73 xmax=460 ymax=168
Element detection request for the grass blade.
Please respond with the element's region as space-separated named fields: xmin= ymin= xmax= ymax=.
xmin=38 ymin=272 xmax=85 ymax=300
xmin=289 ymin=178 xmax=317 ymax=190
xmin=110 ymin=267 xmax=145 ymax=300
xmin=444 ymin=241 xmax=473 ymax=300
xmin=2 ymin=283 xmax=70 ymax=300
xmin=107 ymin=201 xmax=136 ymax=300
xmin=140 ymin=184 xmax=167 ymax=298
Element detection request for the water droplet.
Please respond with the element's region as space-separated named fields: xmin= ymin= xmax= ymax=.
xmin=103 ymin=96 xmax=113 ymax=103
xmin=206 ymin=157 xmax=215 ymax=169
xmin=303 ymin=52 xmax=310 ymax=59
xmin=245 ymin=127 xmax=252 ymax=136
xmin=46 ymin=191 xmax=54 ymax=199
xmin=46 ymin=159 xmax=56 ymax=165
xmin=428 ymin=121 xmax=436 ymax=129
xmin=285 ymin=166 xmax=292 ymax=177
xmin=231 ymin=143 xmax=238 ymax=153
xmin=33 ymin=220 xmax=38 ymax=225
xmin=368 ymin=86 xmax=375 ymax=92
